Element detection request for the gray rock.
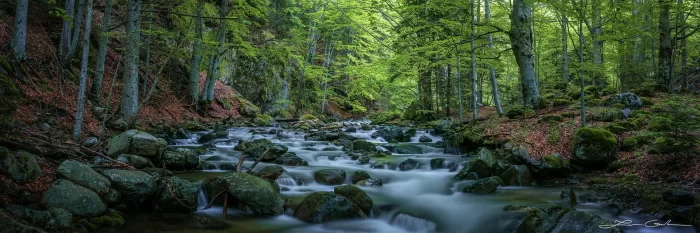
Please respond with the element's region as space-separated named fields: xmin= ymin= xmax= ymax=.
xmin=610 ymin=92 xmax=642 ymax=109
xmin=314 ymin=169 xmax=347 ymax=185
xmin=512 ymin=147 xmax=572 ymax=177
xmin=56 ymin=160 xmax=111 ymax=194
xmin=419 ymin=136 xmax=433 ymax=143
xmin=356 ymin=178 xmax=383 ymax=187
xmin=506 ymin=204 xmax=622 ymax=233
xmin=372 ymin=127 xmax=409 ymax=142
xmin=257 ymin=165 xmax=286 ymax=182
xmin=235 ymin=139 xmax=288 ymax=161
xmin=41 ymin=179 xmax=106 ymax=217
xmin=334 ymin=185 xmax=373 ymax=215
xmin=293 ymin=192 xmax=367 ymax=223
xmin=384 ymin=144 xmax=423 ymax=154
xmin=0 ymin=209 xmax=47 ymax=233
xmin=462 ymin=176 xmax=503 ymax=194
xmin=358 ymin=156 xmax=370 ymax=165
xmin=100 ymin=169 xmax=156 ymax=199
xmin=125 ymin=154 xmax=154 ymax=169
xmin=82 ymin=137 xmax=99 ymax=148
xmin=430 ymin=158 xmax=445 ymax=169
xmin=662 ymin=190 xmax=694 ymax=205
xmin=106 ymin=130 xmax=167 ymax=159
xmin=155 ymin=176 xmax=198 ymax=213
xmin=0 ymin=148 xmax=42 ymax=184
xmin=454 ymin=148 xmax=496 ymax=180
xmin=352 ymin=170 xmax=371 ymax=184
xmin=399 ymin=159 xmax=419 ymax=171
xmin=499 ymin=165 xmax=536 ymax=186
xmin=103 ymin=188 xmax=121 ymax=206
xmin=204 ymin=173 xmax=283 ymax=216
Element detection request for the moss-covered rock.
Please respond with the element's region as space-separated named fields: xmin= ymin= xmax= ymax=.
xmin=56 ymin=160 xmax=110 ymax=194
xmin=235 ymin=139 xmax=288 ymax=161
xmin=640 ymin=97 xmax=654 ymax=107
xmin=155 ymin=176 xmax=198 ymax=213
xmin=334 ymin=185 xmax=373 ymax=215
xmin=585 ymin=98 xmax=606 ymax=107
xmin=371 ymin=127 xmax=410 ymax=142
xmin=605 ymin=120 xmax=638 ymax=134
xmin=398 ymin=158 xmax=419 ymax=171
xmin=571 ymin=128 xmax=617 ymax=168
xmin=649 ymin=136 xmax=696 ymax=154
xmin=499 ymin=165 xmax=536 ymax=186
xmin=106 ymin=130 xmax=167 ymax=159
xmin=236 ymin=96 xmax=260 ymax=117
xmin=41 ymin=179 xmax=106 ymax=217
xmin=350 ymin=139 xmax=377 ymax=153
xmin=352 ymin=171 xmax=371 ymax=184
xmin=429 ymin=158 xmax=445 ymax=169
xmin=454 ymin=148 xmax=497 ymax=179
xmin=511 ymin=147 xmax=571 ymax=177
xmin=256 ymin=165 xmax=286 ymax=182
xmin=538 ymin=115 xmax=564 ymax=123
xmin=649 ymin=116 xmax=672 ymax=132
xmin=552 ymin=99 xmax=572 ymax=107
xmin=216 ymin=98 xmax=233 ymax=110
xmin=254 ymin=114 xmax=274 ymax=127
xmin=88 ymin=212 xmax=125 ymax=229
xmin=314 ymin=169 xmax=346 ymax=185
xmin=0 ymin=148 xmax=42 ymax=184
xmin=608 ymin=92 xmax=643 ymax=109
xmin=505 ymin=204 xmax=622 ymax=233
xmin=293 ymin=192 xmax=367 ymax=223
xmin=589 ymin=109 xmax=624 ymax=122
xmin=204 ymin=173 xmax=283 ymax=216
xmin=383 ymin=144 xmax=423 ymax=154
xmin=273 ymin=152 xmax=309 ymax=166
xmin=506 ymin=108 xmax=526 ymax=119
xmin=100 ymin=169 xmax=156 ymax=201
xmin=462 ymin=176 xmax=503 ymax=194
xmin=0 ymin=209 xmax=47 ymax=233
xmin=584 ymin=85 xmax=600 ymax=97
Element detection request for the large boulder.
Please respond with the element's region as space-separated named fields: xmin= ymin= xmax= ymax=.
xmin=454 ymin=148 xmax=497 ymax=180
xmin=41 ymin=179 xmax=106 ymax=217
xmin=0 ymin=209 xmax=47 ymax=233
xmin=304 ymin=131 xmax=342 ymax=141
xmin=293 ymin=192 xmax=367 ymax=223
xmin=273 ymin=152 xmax=309 ymax=166
xmin=350 ymin=139 xmax=377 ymax=153
xmin=100 ymin=169 xmax=156 ymax=202
xmin=117 ymin=154 xmax=154 ymax=169
xmin=236 ymin=96 xmax=260 ymax=117
xmin=352 ymin=170 xmax=371 ymax=184
xmin=499 ymin=165 xmax=536 ymax=186
xmin=512 ymin=147 xmax=572 ymax=177
xmin=155 ymin=176 xmax=198 ymax=213
xmin=430 ymin=158 xmax=445 ymax=169
xmin=256 ymin=165 xmax=286 ymax=182
xmin=463 ymin=177 xmax=504 ymax=194
xmin=383 ymin=144 xmax=423 ymax=154
xmin=106 ymin=130 xmax=167 ymax=159
xmin=235 ymin=139 xmax=288 ymax=161
xmin=4 ymin=205 xmax=72 ymax=232
xmin=314 ymin=169 xmax=346 ymax=185
xmin=56 ymin=160 xmax=111 ymax=194
xmin=399 ymin=159 xmax=419 ymax=171
xmin=204 ymin=173 xmax=283 ymax=216
xmin=161 ymin=148 xmax=200 ymax=170
xmin=609 ymin=92 xmax=642 ymax=109
xmin=334 ymin=185 xmax=373 ymax=215
xmin=372 ymin=127 xmax=409 ymax=142
xmin=0 ymin=148 xmax=42 ymax=184
xmin=571 ymin=128 xmax=617 ymax=169
xmin=506 ymin=204 xmax=622 ymax=233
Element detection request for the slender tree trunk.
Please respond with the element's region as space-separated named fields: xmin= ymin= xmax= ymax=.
xmin=91 ymin=0 xmax=112 ymax=103
xmin=446 ymin=64 xmax=451 ymax=116
xmin=678 ymin=0 xmax=686 ymax=69
xmin=142 ymin=3 xmax=153 ymax=99
xmin=59 ymin=0 xmax=75 ymax=59
xmin=485 ymin=0 xmax=503 ymax=116
xmin=579 ymin=0 xmax=586 ymax=127
xmin=118 ymin=0 xmax=142 ymax=125
xmin=11 ymin=0 xmax=28 ymax=61
xmin=658 ymin=0 xmax=673 ymax=90
xmin=509 ymin=0 xmax=541 ymax=109
xmin=189 ymin=0 xmax=204 ymax=105
xmin=201 ymin=0 xmax=228 ymax=106
xmin=456 ymin=49 xmax=463 ymax=121
xmin=321 ymin=33 xmax=334 ymax=114
xmin=592 ymin=0 xmax=603 ymax=66
xmin=561 ymin=13 xmax=569 ymax=83
xmin=470 ymin=0 xmax=478 ymax=120
xmin=73 ymin=0 xmax=93 ymax=141
xmin=62 ymin=0 xmax=84 ymax=66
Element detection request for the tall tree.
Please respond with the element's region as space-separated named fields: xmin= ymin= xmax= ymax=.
xmin=11 ymin=0 xmax=28 ymax=60
xmin=59 ymin=0 xmax=75 ymax=59
xmin=118 ymin=0 xmax=142 ymax=125
xmin=73 ymin=0 xmax=94 ymax=141
xmin=658 ymin=0 xmax=673 ymax=90
xmin=91 ymin=0 xmax=113 ymax=103
xmin=561 ymin=12 xmax=569 ymax=83
xmin=579 ymin=0 xmax=586 ymax=127
xmin=470 ymin=0 xmax=478 ymax=120
xmin=62 ymin=0 xmax=84 ymax=66
xmin=484 ymin=0 xmax=503 ymax=116
xmin=189 ymin=0 xmax=204 ymax=105
xmin=509 ymin=0 xmax=541 ymax=109
xmin=201 ymin=0 xmax=229 ymax=106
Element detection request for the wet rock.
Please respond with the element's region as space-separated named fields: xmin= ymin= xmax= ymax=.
xmin=463 ymin=177 xmax=503 ymax=194
xmin=0 ymin=209 xmax=47 ymax=233
xmin=454 ymin=148 xmax=496 ymax=180
xmin=334 ymin=185 xmax=373 ymax=215
xmin=56 ymin=160 xmax=111 ymax=194
xmin=499 ymin=165 xmax=536 ymax=186
xmin=314 ymin=169 xmax=347 ymax=185
xmin=352 ymin=170 xmax=371 ymax=184
xmin=560 ymin=187 xmax=577 ymax=207
xmin=512 ymin=147 xmax=572 ymax=177
xmin=41 ymin=179 xmax=106 ymax=217
xmin=197 ymin=133 xmax=217 ymax=144
xmin=128 ymin=154 xmax=155 ymax=169
xmin=205 ymin=173 xmax=283 ymax=216
xmin=103 ymin=188 xmax=121 ymax=206
xmin=372 ymin=127 xmax=409 ymax=142
xmin=571 ymin=128 xmax=617 ymax=170
xmin=256 ymin=165 xmax=286 ymax=182
xmin=384 ymin=144 xmax=423 ymax=154
xmin=4 ymin=205 xmax=73 ymax=231
xmin=0 ymin=148 xmax=42 ymax=184
xmin=162 ymin=149 xmax=200 ymax=170
xmin=351 ymin=139 xmax=377 ymax=152
xmin=345 ymin=127 xmax=357 ymax=133
xmin=293 ymin=192 xmax=367 ymax=223
xmin=429 ymin=158 xmax=445 ymax=169
xmin=219 ymin=163 xmax=238 ymax=171
xmin=399 ymin=158 xmax=419 ymax=171
xmin=100 ymin=169 xmax=156 ymax=203
xmin=235 ymin=139 xmax=288 ymax=161
xmin=273 ymin=152 xmax=309 ymax=166
xmin=106 ymin=130 xmax=167 ymax=159
xmin=359 ymin=156 xmax=370 ymax=165
xmin=141 ymin=167 xmax=174 ymax=177
xmin=464 ymin=172 xmax=479 ymax=180
xmin=198 ymin=162 xmax=217 ymax=170
xmin=205 ymin=156 xmax=225 ymax=162
xmin=419 ymin=136 xmax=433 ymax=143
xmin=506 ymin=204 xmax=622 ymax=233
xmin=360 ymin=124 xmax=372 ymax=131
xmin=662 ymin=190 xmax=694 ymax=205
xmin=357 ymin=178 xmax=383 ymax=187
xmin=156 ymin=176 xmax=198 ymax=213
xmin=82 ymin=137 xmax=99 ymax=148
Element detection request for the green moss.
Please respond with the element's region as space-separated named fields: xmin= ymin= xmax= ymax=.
xmin=552 ymin=99 xmax=571 ymax=107
xmin=584 ymin=85 xmax=600 ymax=97
xmin=571 ymin=127 xmax=617 ymax=164
xmin=586 ymin=98 xmax=606 ymax=107
xmin=88 ymin=212 xmax=125 ymax=230
xmin=622 ymin=132 xmax=659 ymax=151
xmin=217 ymin=98 xmax=233 ymax=110
xmin=539 ymin=115 xmax=564 ymax=123
xmin=640 ymin=97 xmax=654 ymax=107
xmin=506 ymin=108 xmax=525 ymax=119
xmin=649 ymin=136 xmax=697 ymax=154
xmin=648 ymin=116 xmax=672 ymax=132
xmin=606 ymin=120 xmax=638 ymax=134
xmin=301 ymin=114 xmax=318 ymax=121
xmin=254 ymin=114 xmax=274 ymax=126
xmin=542 ymin=154 xmax=569 ymax=168
xmin=601 ymin=86 xmax=618 ymax=96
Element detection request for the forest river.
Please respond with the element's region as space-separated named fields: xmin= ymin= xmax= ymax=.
xmin=109 ymin=123 xmax=696 ymax=233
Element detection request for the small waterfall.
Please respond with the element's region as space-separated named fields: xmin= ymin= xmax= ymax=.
xmin=276 ymin=177 xmax=299 ymax=186
xmin=392 ymin=213 xmax=437 ymax=233
xmin=197 ymin=182 xmax=208 ymax=210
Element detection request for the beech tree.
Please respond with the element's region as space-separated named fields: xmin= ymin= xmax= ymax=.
xmin=509 ymin=0 xmax=541 ymax=109
xmin=118 ymin=0 xmax=143 ymax=125
xmin=11 ymin=0 xmax=28 ymax=61
xmin=73 ymin=0 xmax=94 ymax=141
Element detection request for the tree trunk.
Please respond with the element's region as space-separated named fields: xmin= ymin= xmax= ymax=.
xmin=658 ymin=0 xmax=672 ymax=90
xmin=73 ymin=0 xmax=93 ymax=141
xmin=561 ymin=13 xmax=569 ymax=83
xmin=91 ymin=0 xmax=112 ymax=103
xmin=118 ymin=0 xmax=142 ymax=125
xmin=11 ymin=0 xmax=28 ymax=60
xmin=592 ymin=0 xmax=603 ymax=66
xmin=59 ymin=0 xmax=75 ymax=59
xmin=189 ymin=0 xmax=204 ymax=105
xmin=201 ymin=0 xmax=228 ymax=106
xmin=62 ymin=0 xmax=84 ymax=66
xmin=678 ymin=0 xmax=686 ymax=69
xmin=419 ymin=69 xmax=433 ymax=111
xmin=508 ymin=0 xmax=541 ymax=109
xmin=446 ymin=64 xmax=451 ymax=116
xmin=142 ymin=3 xmax=153 ymax=99
xmin=579 ymin=0 xmax=586 ymax=127
xmin=470 ymin=0 xmax=478 ymax=120
xmin=485 ymin=0 xmax=503 ymax=116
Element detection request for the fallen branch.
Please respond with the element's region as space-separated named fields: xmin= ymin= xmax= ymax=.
xmin=203 ymin=190 xmax=227 ymax=210
xmin=236 ymin=155 xmax=247 ymax=172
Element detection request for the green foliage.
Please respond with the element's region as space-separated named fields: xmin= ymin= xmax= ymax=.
xmin=368 ymin=111 xmax=401 ymax=124
xmin=300 ymin=114 xmax=318 ymax=121
xmin=254 ymin=114 xmax=274 ymax=126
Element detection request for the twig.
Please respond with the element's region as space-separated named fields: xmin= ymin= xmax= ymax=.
xmin=203 ymin=190 xmax=227 ymax=209
xmin=236 ymin=155 xmax=247 ymax=172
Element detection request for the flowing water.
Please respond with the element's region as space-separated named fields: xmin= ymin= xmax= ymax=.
xmin=111 ymin=123 xmax=697 ymax=233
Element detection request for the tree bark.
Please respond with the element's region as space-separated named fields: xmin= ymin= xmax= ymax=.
xmin=142 ymin=3 xmax=153 ymax=99
xmin=485 ymin=0 xmax=503 ymax=116
xmin=189 ymin=0 xmax=204 ymax=105
xmin=91 ymin=0 xmax=113 ymax=103
xmin=658 ymin=0 xmax=673 ymax=90
xmin=470 ymin=0 xmax=478 ymax=120
xmin=508 ymin=0 xmax=541 ymax=109
xmin=62 ymin=0 xmax=84 ymax=66
xmin=11 ymin=0 xmax=28 ymax=60
xmin=59 ymin=0 xmax=75 ymax=59
xmin=73 ymin=0 xmax=93 ymax=141
xmin=118 ymin=0 xmax=142 ymax=125
xmin=678 ymin=0 xmax=686 ymax=69
xmin=561 ymin=13 xmax=569 ymax=83
xmin=201 ymin=0 xmax=228 ymax=106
